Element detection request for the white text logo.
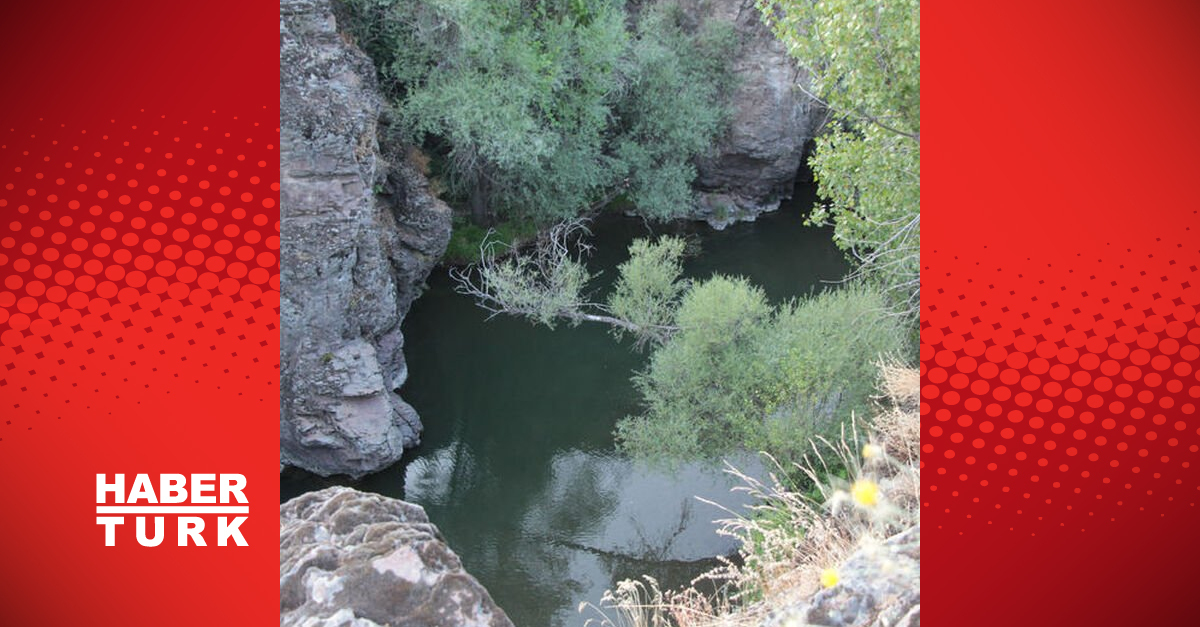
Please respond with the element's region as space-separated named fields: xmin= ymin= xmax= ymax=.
xmin=95 ymin=474 xmax=249 ymax=547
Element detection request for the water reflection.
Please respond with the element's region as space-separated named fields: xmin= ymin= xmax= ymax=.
xmin=282 ymin=190 xmax=848 ymax=626
xmin=402 ymin=445 xmax=762 ymax=626
xmin=404 ymin=441 xmax=476 ymax=508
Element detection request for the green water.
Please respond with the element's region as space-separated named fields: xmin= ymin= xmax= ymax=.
xmin=283 ymin=186 xmax=848 ymax=626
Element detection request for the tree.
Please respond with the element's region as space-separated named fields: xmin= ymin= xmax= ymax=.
xmin=402 ymin=0 xmax=628 ymax=225
xmin=757 ymin=0 xmax=920 ymax=315
xmin=611 ymin=4 xmax=737 ymax=219
xmin=339 ymin=0 xmax=736 ymax=226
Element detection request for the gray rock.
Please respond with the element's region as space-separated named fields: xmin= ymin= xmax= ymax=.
xmin=280 ymin=0 xmax=451 ymax=478
xmin=682 ymin=0 xmax=825 ymax=228
xmin=768 ymin=526 xmax=921 ymax=627
xmin=281 ymin=487 xmax=514 ymax=627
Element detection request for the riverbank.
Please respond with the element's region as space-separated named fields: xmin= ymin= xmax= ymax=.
xmin=582 ymin=363 xmax=921 ymax=627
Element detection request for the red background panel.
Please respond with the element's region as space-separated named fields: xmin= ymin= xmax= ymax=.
xmin=0 ymin=1 xmax=279 ymax=625
xmin=925 ymin=1 xmax=1200 ymax=624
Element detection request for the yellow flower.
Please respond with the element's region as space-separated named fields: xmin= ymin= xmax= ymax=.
xmin=820 ymin=568 xmax=839 ymax=588
xmin=851 ymin=479 xmax=879 ymax=508
xmin=862 ymin=443 xmax=882 ymax=459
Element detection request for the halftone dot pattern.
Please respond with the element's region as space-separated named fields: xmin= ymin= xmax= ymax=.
xmin=0 ymin=110 xmax=280 ymax=442
xmin=922 ymin=219 xmax=1200 ymax=534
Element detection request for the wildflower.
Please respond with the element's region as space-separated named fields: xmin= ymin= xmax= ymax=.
xmin=820 ymin=568 xmax=839 ymax=588
xmin=851 ymin=478 xmax=879 ymax=507
xmin=862 ymin=443 xmax=883 ymax=459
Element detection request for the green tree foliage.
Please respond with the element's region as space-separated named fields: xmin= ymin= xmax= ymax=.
xmin=339 ymin=0 xmax=735 ymax=225
xmin=607 ymin=236 xmax=689 ymax=344
xmin=616 ymin=284 xmax=903 ymax=463
xmin=757 ymin=0 xmax=920 ymax=314
xmin=612 ymin=6 xmax=737 ymax=219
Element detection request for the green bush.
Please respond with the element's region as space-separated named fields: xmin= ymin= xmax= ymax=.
xmin=617 ymin=283 xmax=903 ymax=465
xmin=607 ymin=236 xmax=689 ymax=344
xmin=610 ymin=4 xmax=737 ymax=219
xmin=338 ymin=0 xmax=735 ymax=224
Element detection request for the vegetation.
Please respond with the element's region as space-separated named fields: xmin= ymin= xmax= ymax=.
xmin=581 ymin=365 xmax=921 ymax=627
xmin=443 ymin=216 xmax=540 ymax=266
xmin=610 ymin=5 xmax=737 ymax=220
xmin=618 ymin=284 xmax=903 ymax=464
xmin=453 ymin=223 xmax=905 ymax=466
xmin=757 ymin=0 xmax=921 ymax=315
xmin=339 ymin=0 xmax=736 ymax=226
xmin=571 ymin=3 xmax=921 ymax=622
xmin=344 ymin=0 xmax=921 ymax=621
xmin=451 ymin=220 xmax=684 ymax=342
xmin=428 ymin=0 xmax=921 ymax=467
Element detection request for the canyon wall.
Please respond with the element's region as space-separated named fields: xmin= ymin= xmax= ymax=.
xmin=280 ymin=0 xmax=450 ymax=478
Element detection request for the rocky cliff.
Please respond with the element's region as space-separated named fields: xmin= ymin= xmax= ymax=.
xmin=281 ymin=487 xmax=514 ymax=627
xmin=280 ymin=0 xmax=451 ymax=478
xmin=683 ymin=0 xmax=825 ymax=228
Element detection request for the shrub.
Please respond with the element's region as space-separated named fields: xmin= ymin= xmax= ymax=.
xmin=617 ymin=283 xmax=904 ymax=465
xmin=607 ymin=236 xmax=690 ymax=345
xmin=338 ymin=0 xmax=736 ymax=224
xmin=753 ymin=285 xmax=905 ymax=462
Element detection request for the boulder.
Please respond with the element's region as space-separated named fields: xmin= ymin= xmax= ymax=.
xmin=280 ymin=0 xmax=451 ymax=478
xmin=281 ymin=487 xmax=514 ymax=627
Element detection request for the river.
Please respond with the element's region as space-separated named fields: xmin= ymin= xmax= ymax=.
xmin=282 ymin=184 xmax=849 ymax=626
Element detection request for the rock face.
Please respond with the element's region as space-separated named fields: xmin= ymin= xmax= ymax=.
xmin=281 ymin=487 xmax=514 ymax=627
xmin=280 ymin=0 xmax=451 ymax=478
xmin=769 ymin=526 xmax=921 ymax=627
xmin=682 ymin=0 xmax=825 ymax=228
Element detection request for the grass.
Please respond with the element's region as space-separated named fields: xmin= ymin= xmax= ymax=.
xmin=443 ymin=216 xmax=541 ymax=266
xmin=580 ymin=361 xmax=921 ymax=627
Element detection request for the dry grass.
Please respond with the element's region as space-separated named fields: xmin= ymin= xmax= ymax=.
xmin=878 ymin=359 xmax=920 ymax=408
xmin=873 ymin=358 xmax=920 ymax=463
xmin=406 ymin=146 xmax=432 ymax=176
xmin=580 ymin=364 xmax=921 ymax=627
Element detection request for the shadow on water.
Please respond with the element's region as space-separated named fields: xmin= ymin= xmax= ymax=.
xmin=281 ymin=184 xmax=848 ymax=626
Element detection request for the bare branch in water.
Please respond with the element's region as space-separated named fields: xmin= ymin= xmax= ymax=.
xmin=450 ymin=218 xmax=679 ymax=347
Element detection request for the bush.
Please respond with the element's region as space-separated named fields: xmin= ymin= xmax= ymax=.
xmin=754 ymin=285 xmax=905 ymax=462
xmin=618 ymin=275 xmax=773 ymax=460
xmin=617 ymin=284 xmax=904 ymax=465
xmin=607 ymin=236 xmax=689 ymax=345
xmin=611 ymin=3 xmax=737 ymax=219
xmin=338 ymin=0 xmax=736 ymax=224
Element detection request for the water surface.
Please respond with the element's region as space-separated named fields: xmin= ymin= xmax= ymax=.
xmin=283 ymin=186 xmax=848 ymax=626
